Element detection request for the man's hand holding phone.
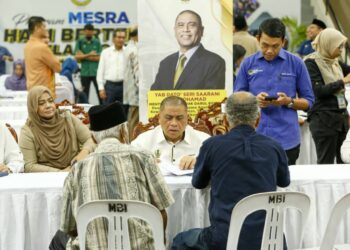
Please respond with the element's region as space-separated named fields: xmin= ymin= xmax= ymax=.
xmin=256 ymin=92 xmax=270 ymax=108
xmin=270 ymin=92 xmax=292 ymax=106
xmin=258 ymin=92 xmax=292 ymax=107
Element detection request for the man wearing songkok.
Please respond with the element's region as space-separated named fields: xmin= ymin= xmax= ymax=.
xmin=50 ymin=101 xmax=174 ymax=250
xmin=172 ymin=91 xmax=290 ymax=250
xmin=131 ymin=96 xmax=210 ymax=170
xmin=297 ymin=18 xmax=327 ymax=57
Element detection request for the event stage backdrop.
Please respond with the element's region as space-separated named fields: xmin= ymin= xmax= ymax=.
xmin=0 ymin=0 xmax=137 ymax=61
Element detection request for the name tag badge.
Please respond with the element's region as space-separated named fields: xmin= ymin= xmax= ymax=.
xmin=336 ymin=94 xmax=347 ymax=109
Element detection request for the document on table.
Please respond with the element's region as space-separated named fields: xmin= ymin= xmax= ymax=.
xmin=159 ymin=160 xmax=193 ymax=176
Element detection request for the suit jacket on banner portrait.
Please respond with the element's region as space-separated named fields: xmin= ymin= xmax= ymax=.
xmin=151 ymin=44 xmax=225 ymax=90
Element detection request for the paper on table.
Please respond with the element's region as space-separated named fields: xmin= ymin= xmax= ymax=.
xmin=159 ymin=160 xmax=193 ymax=176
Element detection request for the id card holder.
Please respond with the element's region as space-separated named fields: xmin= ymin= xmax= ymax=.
xmin=336 ymin=94 xmax=347 ymax=109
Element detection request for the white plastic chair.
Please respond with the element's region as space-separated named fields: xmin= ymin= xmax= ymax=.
xmin=76 ymin=200 xmax=165 ymax=250
xmin=299 ymin=193 xmax=350 ymax=250
xmin=226 ymin=191 xmax=311 ymax=250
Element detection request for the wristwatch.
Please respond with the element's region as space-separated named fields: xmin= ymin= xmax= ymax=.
xmin=287 ymin=98 xmax=294 ymax=108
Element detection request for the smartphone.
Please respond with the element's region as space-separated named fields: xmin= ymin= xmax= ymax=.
xmin=265 ymin=96 xmax=278 ymax=101
xmin=0 ymin=172 xmax=9 ymax=177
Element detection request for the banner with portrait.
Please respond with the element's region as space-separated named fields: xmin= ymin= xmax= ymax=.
xmin=138 ymin=0 xmax=232 ymax=121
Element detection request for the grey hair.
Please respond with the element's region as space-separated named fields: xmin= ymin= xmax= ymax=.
xmin=226 ymin=91 xmax=260 ymax=127
xmin=91 ymin=122 xmax=129 ymax=144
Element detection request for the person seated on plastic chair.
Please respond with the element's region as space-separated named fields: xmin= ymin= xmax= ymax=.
xmin=0 ymin=123 xmax=24 ymax=173
xmin=50 ymin=101 xmax=174 ymax=250
xmin=19 ymin=86 xmax=95 ymax=172
xmin=171 ymin=92 xmax=291 ymax=250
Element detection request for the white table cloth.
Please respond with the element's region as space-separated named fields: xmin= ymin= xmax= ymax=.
xmin=0 ymin=106 xmax=28 ymax=120
xmin=1 ymin=166 xmax=349 ymax=250
xmin=0 ymin=90 xmax=27 ymax=99
xmin=0 ymin=97 xmax=27 ymax=107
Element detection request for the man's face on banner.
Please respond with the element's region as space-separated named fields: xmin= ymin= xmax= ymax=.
xmin=174 ymin=12 xmax=203 ymax=52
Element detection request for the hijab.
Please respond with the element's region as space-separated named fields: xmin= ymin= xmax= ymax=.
xmin=5 ymin=59 xmax=27 ymax=91
xmin=305 ymin=28 xmax=347 ymax=85
xmin=26 ymin=86 xmax=78 ymax=168
xmin=60 ymin=57 xmax=79 ymax=82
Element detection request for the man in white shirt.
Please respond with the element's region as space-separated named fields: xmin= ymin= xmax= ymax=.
xmin=0 ymin=123 xmax=24 ymax=173
xmin=97 ymin=29 xmax=126 ymax=104
xmin=132 ymin=96 xmax=210 ymax=169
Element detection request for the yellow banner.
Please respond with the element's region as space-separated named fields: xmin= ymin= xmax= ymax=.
xmin=148 ymin=90 xmax=227 ymax=118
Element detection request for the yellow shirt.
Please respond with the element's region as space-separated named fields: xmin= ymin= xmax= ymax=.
xmin=24 ymin=37 xmax=61 ymax=96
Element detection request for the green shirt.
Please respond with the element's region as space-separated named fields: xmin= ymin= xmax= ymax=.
xmin=74 ymin=37 xmax=101 ymax=76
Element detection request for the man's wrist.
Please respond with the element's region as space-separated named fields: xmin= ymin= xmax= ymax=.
xmin=287 ymin=97 xmax=294 ymax=108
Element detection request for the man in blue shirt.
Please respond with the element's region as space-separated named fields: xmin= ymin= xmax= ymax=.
xmin=0 ymin=45 xmax=13 ymax=75
xmin=171 ymin=91 xmax=290 ymax=250
xmin=297 ymin=19 xmax=326 ymax=58
xmin=234 ymin=18 xmax=314 ymax=165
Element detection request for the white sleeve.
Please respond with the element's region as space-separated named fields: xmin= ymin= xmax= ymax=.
xmin=341 ymin=130 xmax=350 ymax=163
xmin=3 ymin=125 xmax=24 ymax=173
xmin=96 ymin=49 xmax=106 ymax=90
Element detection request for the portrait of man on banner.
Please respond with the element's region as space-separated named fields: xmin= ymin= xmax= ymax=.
xmin=150 ymin=10 xmax=226 ymax=90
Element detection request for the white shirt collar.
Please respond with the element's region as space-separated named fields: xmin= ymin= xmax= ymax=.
xmin=112 ymin=45 xmax=124 ymax=52
xmin=154 ymin=125 xmax=191 ymax=145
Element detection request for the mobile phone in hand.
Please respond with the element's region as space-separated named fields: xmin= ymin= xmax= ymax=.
xmin=0 ymin=172 xmax=9 ymax=177
xmin=264 ymin=96 xmax=278 ymax=101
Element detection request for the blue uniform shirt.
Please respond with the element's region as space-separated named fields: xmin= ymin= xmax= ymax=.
xmin=0 ymin=46 xmax=12 ymax=75
xmin=297 ymin=40 xmax=314 ymax=56
xmin=192 ymin=125 xmax=290 ymax=249
xmin=234 ymin=49 xmax=314 ymax=150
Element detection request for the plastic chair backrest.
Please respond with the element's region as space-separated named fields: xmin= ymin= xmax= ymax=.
xmin=226 ymin=191 xmax=311 ymax=250
xmin=76 ymin=200 xmax=165 ymax=250
xmin=320 ymin=192 xmax=350 ymax=250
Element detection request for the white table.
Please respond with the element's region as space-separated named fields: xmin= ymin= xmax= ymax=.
xmin=0 ymin=106 xmax=28 ymax=120
xmin=1 ymin=165 xmax=350 ymax=250
xmin=0 ymin=173 xmax=207 ymax=250
xmin=297 ymin=122 xmax=317 ymax=165
xmin=0 ymin=97 xmax=27 ymax=107
xmin=0 ymin=90 xmax=27 ymax=98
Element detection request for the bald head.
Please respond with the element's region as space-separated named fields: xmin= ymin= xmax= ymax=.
xmin=226 ymin=92 xmax=260 ymax=128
